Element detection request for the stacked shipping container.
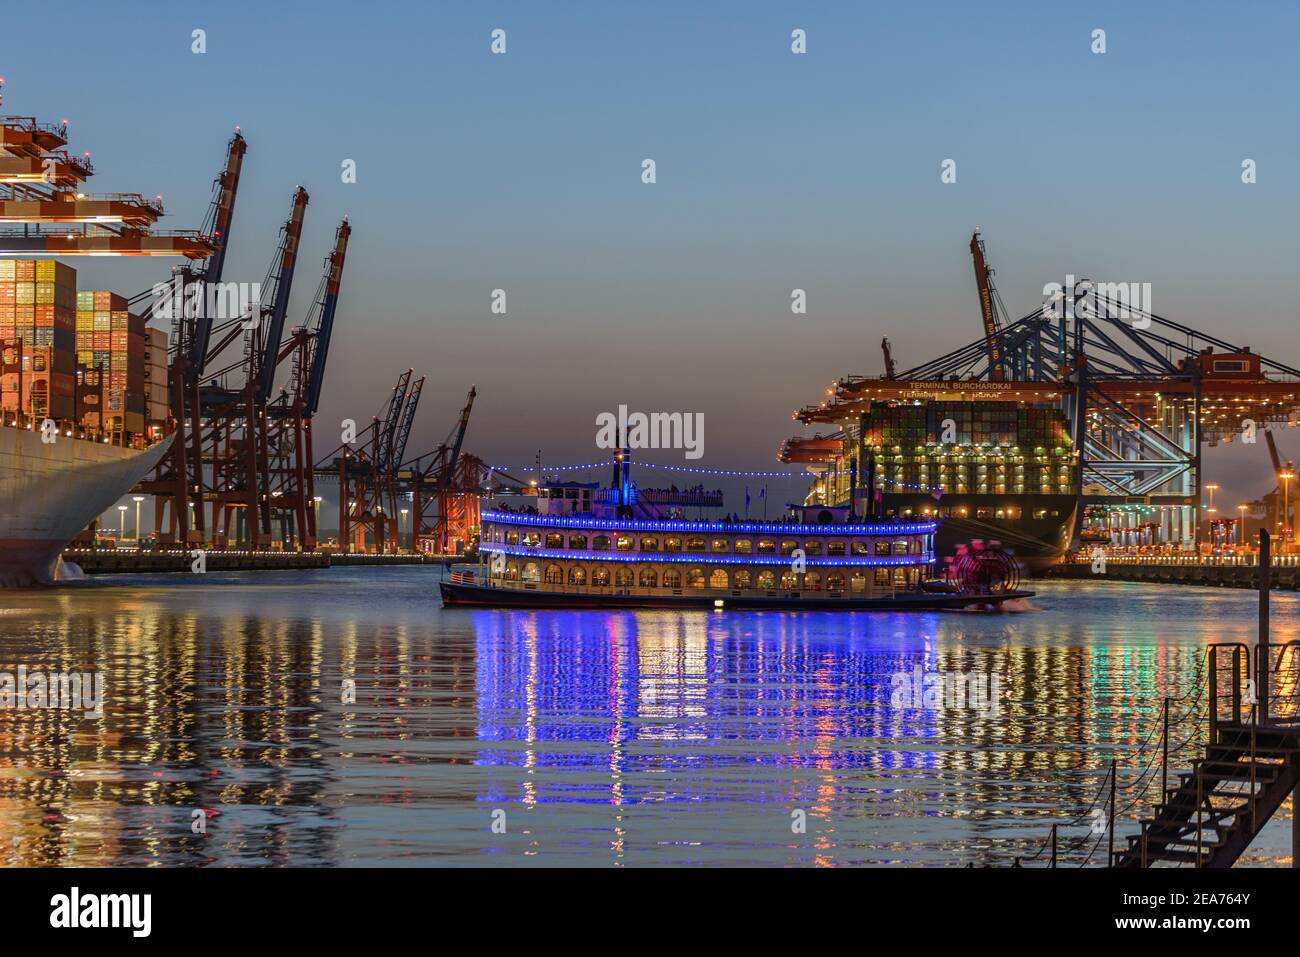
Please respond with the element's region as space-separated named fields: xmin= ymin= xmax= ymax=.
xmin=852 ymin=400 xmax=1075 ymax=497
xmin=144 ymin=326 xmax=169 ymax=433
xmin=0 ymin=259 xmax=158 ymax=436
xmin=75 ymin=288 xmax=146 ymax=434
xmin=0 ymin=259 xmax=77 ymax=420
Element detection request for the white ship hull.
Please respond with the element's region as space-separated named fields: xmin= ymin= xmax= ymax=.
xmin=0 ymin=427 xmax=172 ymax=586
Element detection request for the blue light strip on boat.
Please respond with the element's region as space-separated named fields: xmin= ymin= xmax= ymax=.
xmin=480 ymin=511 xmax=937 ymax=536
xmin=480 ymin=544 xmax=936 ymax=567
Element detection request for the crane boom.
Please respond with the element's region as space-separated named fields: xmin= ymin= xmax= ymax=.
xmin=304 ymin=218 xmax=350 ymax=417
xmin=881 ymin=337 xmax=897 ymax=379
xmin=969 ymin=230 xmax=1005 ymax=381
xmin=254 ymin=186 xmax=309 ymax=405
xmin=191 ymin=130 xmax=246 ymax=374
xmin=378 ymin=370 xmax=413 ymax=474
xmin=391 ymin=376 xmax=425 ymax=471
xmin=442 ymin=386 xmax=476 ymax=488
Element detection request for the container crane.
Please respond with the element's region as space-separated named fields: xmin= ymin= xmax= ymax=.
xmin=265 ymin=217 xmax=351 ymax=548
xmin=135 ymin=130 xmax=247 ymax=545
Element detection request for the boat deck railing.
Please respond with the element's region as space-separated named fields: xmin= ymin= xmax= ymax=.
xmin=455 ymin=569 xmax=902 ymax=602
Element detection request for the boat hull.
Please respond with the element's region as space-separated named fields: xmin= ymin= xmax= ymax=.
xmin=439 ymin=578 xmax=1034 ymax=611
xmin=0 ymin=428 xmax=173 ymax=587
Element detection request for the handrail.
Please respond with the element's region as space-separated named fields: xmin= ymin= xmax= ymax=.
xmin=1207 ymin=642 xmax=1250 ymax=741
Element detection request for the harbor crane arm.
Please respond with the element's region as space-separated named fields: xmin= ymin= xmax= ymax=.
xmin=254 ymin=186 xmax=309 ymax=405
xmin=881 ymin=337 xmax=897 ymax=379
xmin=390 ymin=375 xmax=424 ymax=472
xmin=191 ymin=130 xmax=246 ymax=374
xmin=378 ymin=369 xmax=413 ymax=474
xmin=969 ymin=229 xmax=1006 ymax=381
xmin=303 ymin=219 xmax=350 ymax=417
xmin=442 ymin=386 xmax=476 ymax=488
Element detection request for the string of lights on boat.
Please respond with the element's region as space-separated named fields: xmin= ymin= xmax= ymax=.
xmin=480 ymin=544 xmax=936 ymax=568
xmin=485 ymin=459 xmax=944 ymax=492
xmin=480 ymin=511 xmax=939 ymax=536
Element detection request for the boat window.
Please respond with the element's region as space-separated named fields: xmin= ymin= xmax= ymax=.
xmin=545 ymin=533 xmax=564 ymax=548
xmin=639 ymin=568 xmax=658 ymax=587
xmin=615 ymin=535 xmax=633 ymax=551
xmin=780 ymin=570 xmax=799 ymax=589
xmin=640 ymin=536 xmax=659 ymax=552
xmin=544 ymin=564 xmax=564 ymax=584
xmin=780 ymin=539 xmax=798 ymax=555
xmin=615 ymin=566 xmax=634 ymax=587
xmin=664 ymin=537 xmax=682 ymax=552
xmin=893 ymin=540 xmax=910 ymax=555
xmin=1004 ymin=506 xmax=1021 ymax=519
xmin=851 ymin=541 xmax=870 ymax=556
xmin=687 ymin=567 xmax=706 ymax=588
xmin=663 ymin=569 xmax=682 ymax=588
xmin=709 ymin=568 xmax=729 ymax=590
xmin=802 ymin=541 xmax=823 ymax=556
xmin=593 ymin=566 xmax=610 ymax=586
xmin=592 ymin=535 xmax=611 ymax=551
xmin=710 ymin=538 xmax=730 ymax=553
xmin=568 ymin=566 xmax=587 ymax=585
xmin=505 ymin=562 xmax=519 ymax=581
xmin=826 ymin=573 xmax=844 ymax=592
xmin=850 ymin=571 xmax=866 ymax=593
xmin=805 ymin=572 xmax=822 ymax=591
xmin=1033 ymin=509 xmax=1048 ymax=519
xmin=568 ymin=534 xmax=588 ymax=549
xmin=685 ymin=537 xmax=706 ymax=553
xmin=522 ymin=532 xmax=540 ymax=547
xmin=733 ymin=569 xmax=752 ymax=589
xmin=757 ymin=539 xmax=776 ymax=554
xmin=505 ymin=531 xmax=519 ymax=545
xmin=756 ymin=570 xmax=775 ymax=590
xmin=733 ymin=539 xmax=752 ymax=554
xmin=976 ymin=507 xmax=993 ymax=520
xmin=826 ymin=541 xmax=845 ymax=556
xmin=875 ymin=568 xmax=891 ymax=586
xmin=522 ymin=562 xmax=540 ymax=583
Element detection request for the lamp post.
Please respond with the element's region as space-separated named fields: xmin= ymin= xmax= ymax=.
xmin=117 ymin=504 xmax=127 ymax=540
xmin=1279 ymin=470 xmax=1297 ymax=547
xmin=132 ymin=494 xmax=144 ymax=544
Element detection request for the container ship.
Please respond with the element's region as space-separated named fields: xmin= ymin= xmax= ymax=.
xmin=780 ymin=383 xmax=1079 ymax=574
xmin=1 ymin=97 xmax=212 ymax=585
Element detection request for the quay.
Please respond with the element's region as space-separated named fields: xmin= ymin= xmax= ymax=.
xmin=61 ymin=548 xmax=451 ymax=575
xmin=1044 ymin=552 xmax=1300 ymax=590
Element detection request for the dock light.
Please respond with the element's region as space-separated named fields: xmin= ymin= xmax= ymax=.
xmin=713 ymin=600 xmax=725 ymax=609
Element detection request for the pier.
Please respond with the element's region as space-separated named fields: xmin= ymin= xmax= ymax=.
xmin=61 ymin=547 xmax=450 ymax=574
xmin=1044 ymin=552 xmax=1300 ymax=589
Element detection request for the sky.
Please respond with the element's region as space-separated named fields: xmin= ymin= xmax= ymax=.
xmin=4 ymin=0 xmax=1299 ymax=515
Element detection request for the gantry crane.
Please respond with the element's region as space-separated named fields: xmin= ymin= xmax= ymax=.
xmin=202 ymin=186 xmax=309 ymax=547
xmin=266 ymin=218 xmax=351 ymax=548
xmin=135 ymin=129 xmax=247 ymax=544
xmin=404 ymin=386 xmax=480 ymax=555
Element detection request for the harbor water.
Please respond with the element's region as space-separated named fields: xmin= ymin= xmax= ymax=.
xmin=0 ymin=569 xmax=1294 ymax=867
